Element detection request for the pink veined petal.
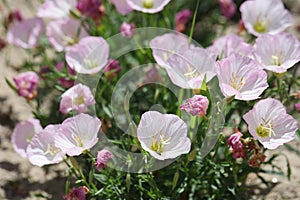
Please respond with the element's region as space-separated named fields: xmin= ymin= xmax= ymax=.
xmin=110 ymin=0 xmax=133 ymax=15
xmin=11 ymin=119 xmax=43 ymax=158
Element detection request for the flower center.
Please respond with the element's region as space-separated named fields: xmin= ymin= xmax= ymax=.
xmin=253 ymin=20 xmax=267 ymax=33
xmin=83 ymin=58 xmax=98 ymax=69
xmin=184 ymin=65 xmax=201 ymax=78
xmin=271 ymin=54 xmax=284 ymax=66
xmin=73 ymin=96 xmax=85 ymax=106
xmin=143 ymin=0 xmax=154 ymax=9
xmin=45 ymin=143 xmax=61 ymax=156
xmin=256 ymin=119 xmax=275 ymax=138
xmin=150 ymin=132 xmax=170 ymax=154
xmin=72 ymin=133 xmax=83 ymax=147
xmin=230 ymin=72 xmax=246 ymax=91
xmin=64 ymin=36 xmax=78 ymax=46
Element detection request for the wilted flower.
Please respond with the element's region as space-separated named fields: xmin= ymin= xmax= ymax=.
xmin=254 ymin=32 xmax=300 ymax=74
xmin=218 ymin=0 xmax=236 ymax=19
xmin=77 ymin=0 xmax=105 ymax=23
xmin=7 ymin=18 xmax=44 ymax=49
xmin=216 ymin=53 xmax=268 ymax=101
xmin=55 ymin=113 xmax=101 ymax=156
xmin=206 ymin=34 xmax=254 ymax=60
xmin=4 ymin=9 xmax=23 ymax=29
xmin=295 ymin=103 xmax=300 ymax=113
xmin=137 ymin=111 xmax=191 ymax=160
xmin=166 ymin=47 xmax=216 ymax=89
xmin=13 ymin=71 xmax=39 ymax=100
xmin=59 ymin=83 xmax=96 ymax=114
xmin=64 ymin=186 xmax=89 ymax=200
xmin=110 ymin=0 xmax=133 ymax=15
xmin=175 ymin=9 xmax=192 ymax=32
xmin=248 ymin=152 xmax=266 ymax=168
xmin=11 ymin=119 xmax=43 ymax=158
xmin=46 ymin=17 xmax=88 ymax=52
xmin=27 ymin=125 xmax=64 ymax=167
xmin=231 ymin=142 xmax=246 ymax=159
xmin=120 ymin=22 xmax=136 ymax=38
xmin=240 ymin=0 xmax=293 ymax=36
xmin=180 ymin=95 xmax=209 ymax=117
xmin=150 ymin=33 xmax=189 ymax=68
xmin=243 ymin=98 xmax=298 ymax=149
xmin=37 ymin=0 xmax=77 ymax=19
xmin=126 ymin=0 xmax=171 ymax=14
xmin=95 ymin=149 xmax=113 ymax=171
xmin=66 ymin=36 xmax=109 ymax=74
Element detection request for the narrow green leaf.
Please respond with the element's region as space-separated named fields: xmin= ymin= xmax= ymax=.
xmin=70 ymin=156 xmax=79 ymax=171
xmin=5 ymin=77 xmax=17 ymax=93
xmin=172 ymin=171 xmax=179 ymax=190
xmin=126 ymin=173 xmax=131 ymax=192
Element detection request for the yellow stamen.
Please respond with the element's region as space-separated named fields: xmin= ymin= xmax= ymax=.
xmin=230 ymin=72 xmax=246 ymax=91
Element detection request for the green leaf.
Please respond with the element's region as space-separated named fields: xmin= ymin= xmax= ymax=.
xmin=126 ymin=173 xmax=131 ymax=192
xmin=172 ymin=171 xmax=179 ymax=190
xmin=70 ymin=156 xmax=79 ymax=171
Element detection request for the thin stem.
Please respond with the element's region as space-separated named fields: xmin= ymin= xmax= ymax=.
xmin=189 ymin=0 xmax=200 ymax=44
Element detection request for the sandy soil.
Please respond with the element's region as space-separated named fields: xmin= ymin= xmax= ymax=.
xmin=0 ymin=0 xmax=300 ymax=199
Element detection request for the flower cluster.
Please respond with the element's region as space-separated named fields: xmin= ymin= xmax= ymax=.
xmin=3 ymin=0 xmax=300 ymax=199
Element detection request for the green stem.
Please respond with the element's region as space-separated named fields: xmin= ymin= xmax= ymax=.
xmin=189 ymin=0 xmax=200 ymax=44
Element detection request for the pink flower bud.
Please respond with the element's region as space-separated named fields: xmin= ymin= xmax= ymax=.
xmin=218 ymin=0 xmax=236 ymax=19
xmin=227 ymin=131 xmax=243 ymax=149
xmin=180 ymin=95 xmax=209 ymax=117
xmin=13 ymin=71 xmax=39 ymax=100
xmin=175 ymin=9 xmax=192 ymax=32
xmin=120 ymin=22 xmax=136 ymax=38
xmin=95 ymin=149 xmax=113 ymax=171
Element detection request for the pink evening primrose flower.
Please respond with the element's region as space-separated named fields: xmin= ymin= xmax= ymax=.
xmin=37 ymin=0 xmax=77 ymax=19
xmin=54 ymin=113 xmax=101 ymax=156
xmin=243 ymin=98 xmax=298 ymax=149
xmin=13 ymin=71 xmax=39 ymax=100
xmin=46 ymin=17 xmax=88 ymax=52
xmin=150 ymin=33 xmax=189 ymax=68
xmin=110 ymin=0 xmax=133 ymax=15
xmin=240 ymin=0 xmax=293 ymax=36
xmin=27 ymin=125 xmax=64 ymax=167
xmin=59 ymin=83 xmax=96 ymax=114
xmin=95 ymin=149 xmax=114 ymax=171
xmin=216 ymin=53 xmax=268 ymax=101
xmin=206 ymin=34 xmax=254 ymax=60
xmin=66 ymin=36 xmax=109 ymax=74
xmin=137 ymin=111 xmax=191 ymax=160
xmin=120 ymin=22 xmax=136 ymax=38
xmin=166 ymin=47 xmax=216 ymax=89
xmin=254 ymin=32 xmax=300 ymax=74
xmin=11 ymin=118 xmax=43 ymax=158
xmin=6 ymin=18 xmax=44 ymax=49
xmin=180 ymin=95 xmax=209 ymax=117
xmin=126 ymin=0 xmax=171 ymax=14
xmin=218 ymin=0 xmax=236 ymax=19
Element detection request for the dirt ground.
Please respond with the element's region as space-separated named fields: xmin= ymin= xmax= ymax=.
xmin=0 ymin=0 xmax=300 ymax=200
